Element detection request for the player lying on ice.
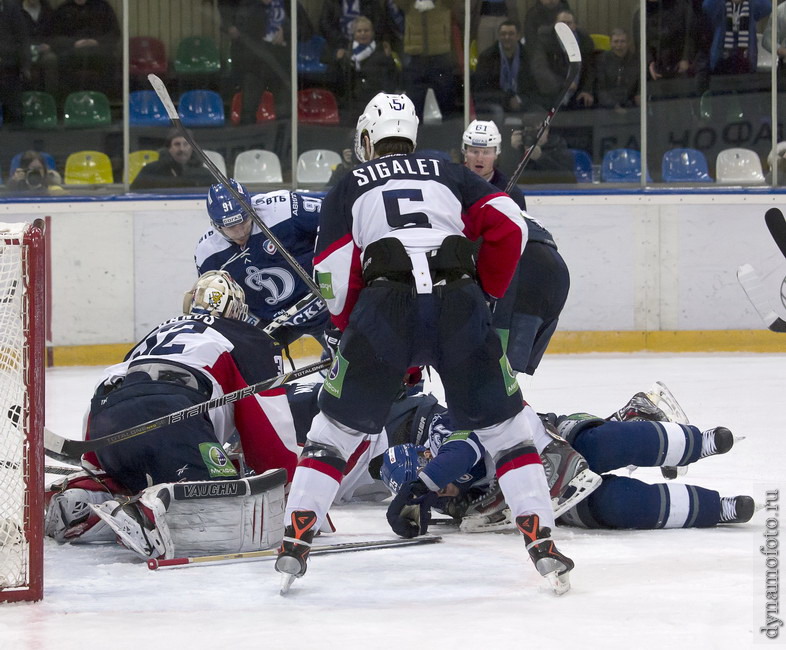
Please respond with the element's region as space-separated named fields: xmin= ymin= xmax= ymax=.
xmin=381 ymin=386 xmax=755 ymax=534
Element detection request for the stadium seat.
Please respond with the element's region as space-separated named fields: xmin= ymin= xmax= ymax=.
xmin=297 ymin=88 xmax=339 ymax=125
xmin=423 ymin=87 xmax=443 ymax=125
xmin=661 ymin=148 xmax=713 ymax=182
xmin=63 ymin=91 xmax=112 ymax=128
xmin=21 ymin=91 xmax=57 ymax=129
xmin=129 ymin=36 xmax=168 ymax=78
xmin=296 ymin=149 xmax=341 ymax=184
xmin=64 ymin=151 xmax=114 ymax=184
xmin=297 ymin=35 xmax=328 ymax=75
xmin=129 ymin=90 xmax=170 ymax=126
xmin=229 ymin=91 xmax=276 ymax=125
xmin=469 ymin=39 xmax=478 ymax=73
xmin=590 ymin=34 xmax=611 ymax=51
xmin=569 ymin=149 xmax=593 ymax=183
xmin=173 ymin=36 xmax=221 ymax=75
xmin=203 ymin=150 xmax=227 ymax=176
xmin=233 ymin=149 xmax=283 ymax=183
xmin=715 ymin=148 xmax=765 ymax=185
xmin=178 ymin=90 xmax=225 ymax=127
xmin=9 ymin=152 xmax=57 ymax=178
xmin=757 ymin=33 xmax=775 ymax=72
xmin=601 ymin=148 xmax=651 ymax=183
xmin=128 ymin=150 xmax=160 ymax=184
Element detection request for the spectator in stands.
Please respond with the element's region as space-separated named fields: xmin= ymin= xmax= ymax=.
xmin=48 ymin=0 xmax=120 ymax=101
xmin=595 ymin=28 xmax=640 ymax=109
xmin=393 ymin=0 xmax=460 ymax=119
xmin=0 ymin=0 xmax=31 ymax=125
xmin=22 ymin=0 xmax=58 ymax=98
xmin=504 ymin=117 xmax=576 ymax=184
xmin=332 ymin=15 xmax=399 ymax=118
xmin=523 ymin=0 xmax=570 ymax=47
xmin=319 ymin=0 xmax=394 ymax=55
xmin=633 ymin=0 xmax=696 ymax=81
xmin=7 ymin=151 xmax=63 ymax=193
xmin=530 ymin=10 xmax=595 ymax=110
xmin=762 ymin=2 xmax=786 ymax=68
xmin=327 ymin=146 xmax=356 ymax=186
xmin=223 ymin=0 xmax=314 ymax=124
xmin=130 ymin=128 xmax=215 ymax=191
xmin=702 ymin=0 xmax=769 ymax=75
xmin=470 ymin=0 xmax=519 ymax=54
xmin=473 ymin=19 xmax=539 ymax=119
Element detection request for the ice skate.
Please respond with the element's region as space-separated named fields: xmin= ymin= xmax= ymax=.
xmin=699 ymin=426 xmax=734 ymax=458
xmin=541 ymin=436 xmax=602 ymax=518
xmin=275 ymin=510 xmax=318 ymax=594
xmin=719 ymin=495 xmax=755 ymax=524
xmin=609 ymin=391 xmax=668 ymax=423
xmin=456 ymin=480 xmax=514 ymax=533
xmin=90 ymin=500 xmax=166 ymax=559
xmin=516 ymin=514 xmax=574 ymax=595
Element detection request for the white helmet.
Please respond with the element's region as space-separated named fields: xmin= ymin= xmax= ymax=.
xmin=354 ymin=93 xmax=419 ymax=163
xmin=183 ymin=270 xmax=249 ymax=321
xmin=462 ymin=120 xmax=502 ymax=154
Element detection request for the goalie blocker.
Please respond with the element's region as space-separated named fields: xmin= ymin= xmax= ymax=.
xmin=47 ymin=469 xmax=286 ymax=561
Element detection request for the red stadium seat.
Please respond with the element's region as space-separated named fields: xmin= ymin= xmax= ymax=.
xmin=230 ymin=91 xmax=276 ymax=126
xmin=297 ymin=88 xmax=339 ymax=125
xmin=129 ymin=37 xmax=168 ymax=77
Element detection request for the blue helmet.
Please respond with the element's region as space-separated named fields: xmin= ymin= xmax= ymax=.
xmin=206 ymin=179 xmax=251 ymax=229
xmin=380 ymin=444 xmax=428 ymax=495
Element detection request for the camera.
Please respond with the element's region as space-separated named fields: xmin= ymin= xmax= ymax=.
xmin=25 ymin=169 xmax=44 ymax=189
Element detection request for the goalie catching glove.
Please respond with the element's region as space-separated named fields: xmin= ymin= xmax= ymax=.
xmin=89 ymin=469 xmax=287 ymax=560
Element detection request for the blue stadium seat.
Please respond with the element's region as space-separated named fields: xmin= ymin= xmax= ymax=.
xmin=569 ymin=149 xmax=593 ymax=183
xmin=178 ymin=90 xmax=225 ymax=127
xmin=129 ymin=90 xmax=170 ymax=126
xmin=601 ymin=148 xmax=652 ymax=183
xmin=297 ymin=35 xmax=328 ymax=75
xmin=661 ymin=148 xmax=713 ymax=182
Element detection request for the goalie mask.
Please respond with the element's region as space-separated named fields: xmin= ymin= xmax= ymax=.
xmin=184 ymin=270 xmax=249 ymax=321
xmin=462 ymin=120 xmax=502 ymax=154
xmin=355 ymin=93 xmax=419 ymax=163
xmin=380 ymin=443 xmax=429 ymax=495
xmin=206 ymin=179 xmax=251 ymax=229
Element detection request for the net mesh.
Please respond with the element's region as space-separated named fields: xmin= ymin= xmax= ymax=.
xmin=0 ymin=224 xmax=31 ymax=592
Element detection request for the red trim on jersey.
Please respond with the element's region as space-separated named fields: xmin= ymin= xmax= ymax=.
xmin=299 ymin=456 xmax=344 ymax=483
xmin=497 ymin=452 xmax=542 ymax=479
xmin=316 ymin=234 xmax=365 ymax=331
xmin=462 ymin=192 xmax=525 ymax=298
xmin=314 ymin=232 xmax=353 ymax=266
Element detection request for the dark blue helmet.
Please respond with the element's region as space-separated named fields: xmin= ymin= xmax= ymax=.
xmin=206 ymin=179 xmax=251 ymax=229
xmin=380 ymin=444 xmax=428 ymax=495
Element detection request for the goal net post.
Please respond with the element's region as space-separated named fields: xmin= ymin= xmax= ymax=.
xmin=0 ymin=220 xmax=45 ymax=603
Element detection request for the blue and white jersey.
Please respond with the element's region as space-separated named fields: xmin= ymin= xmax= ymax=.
xmin=194 ymin=190 xmax=323 ymax=324
xmin=418 ymin=404 xmax=494 ymax=493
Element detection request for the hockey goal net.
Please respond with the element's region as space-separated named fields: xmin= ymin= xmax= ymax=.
xmin=0 ymin=221 xmax=45 ymax=603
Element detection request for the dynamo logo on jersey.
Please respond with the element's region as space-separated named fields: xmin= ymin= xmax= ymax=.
xmin=244 ymin=266 xmax=296 ymax=306
xmin=263 ymin=239 xmax=277 ymax=255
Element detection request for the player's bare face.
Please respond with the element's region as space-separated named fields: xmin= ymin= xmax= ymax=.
xmin=220 ymin=218 xmax=253 ymax=247
xmin=464 ymin=146 xmax=497 ymax=181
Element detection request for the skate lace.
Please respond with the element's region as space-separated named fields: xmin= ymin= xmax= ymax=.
xmin=720 ymin=497 xmax=737 ymax=522
xmin=700 ymin=429 xmax=717 ymax=458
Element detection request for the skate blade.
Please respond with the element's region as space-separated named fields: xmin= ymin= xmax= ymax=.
xmin=545 ymin=570 xmax=571 ymax=596
xmin=647 ymin=382 xmax=689 ymax=424
xmin=660 ymin=465 xmax=688 ymax=480
xmin=552 ymin=469 xmax=602 ymax=518
xmin=279 ymin=573 xmax=297 ymax=596
xmin=460 ymin=508 xmax=514 ymax=533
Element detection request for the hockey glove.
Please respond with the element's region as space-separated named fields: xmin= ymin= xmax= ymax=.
xmin=322 ymin=325 xmax=342 ymax=361
xmin=386 ymin=479 xmax=437 ymax=539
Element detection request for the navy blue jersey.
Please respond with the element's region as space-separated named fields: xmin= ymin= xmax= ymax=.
xmin=194 ymin=190 xmax=323 ymax=324
xmin=489 ymin=168 xmax=556 ymax=247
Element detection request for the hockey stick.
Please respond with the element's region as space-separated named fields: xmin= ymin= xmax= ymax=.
xmin=44 ymin=358 xmax=332 ymax=463
xmin=147 ymin=73 xmax=322 ymax=298
xmin=505 ymin=22 xmax=582 ymax=193
xmin=765 ymin=207 xmax=786 ymax=260
xmin=737 ymin=263 xmax=786 ymax=332
xmin=147 ymin=534 xmax=443 ymax=570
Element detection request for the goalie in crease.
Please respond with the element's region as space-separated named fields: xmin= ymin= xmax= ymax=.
xmin=45 ymin=270 xmax=296 ymax=559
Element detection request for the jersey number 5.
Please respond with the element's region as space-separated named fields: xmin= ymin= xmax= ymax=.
xmin=382 ymin=189 xmax=431 ymax=230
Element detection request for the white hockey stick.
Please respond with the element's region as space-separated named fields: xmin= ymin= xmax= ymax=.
xmin=505 ymin=22 xmax=582 ymax=193
xmin=147 ymin=534 xmax=443 ymax=570
xmin=147 ymin=74 xmax=322 ymax=298
xmin=737 ymin=263 xmax=786 ymax=333
xmin=44 ymin=358 xmax=331 ymax=463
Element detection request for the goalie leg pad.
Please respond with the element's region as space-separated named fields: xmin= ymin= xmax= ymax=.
xmin=140 ymin=469 xmax=287 ymax=559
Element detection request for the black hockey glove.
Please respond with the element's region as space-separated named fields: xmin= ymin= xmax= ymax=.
xmin=323 ymin=325 xmax=342 ymax=361
xmin=386 ymin=479 xmax=437 ymax=539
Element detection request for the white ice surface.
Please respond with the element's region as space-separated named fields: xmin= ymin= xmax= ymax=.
xmin=1 ymin=353 xmax=784 ymax=650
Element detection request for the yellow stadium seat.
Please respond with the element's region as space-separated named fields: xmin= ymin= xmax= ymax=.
xmin=64 ymin=151 xmax=114 ymax=185
xmin=128 ymin=150 xmax=159 ymax=184
xmin=590 ymin=34 xmax=611 ymax=51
